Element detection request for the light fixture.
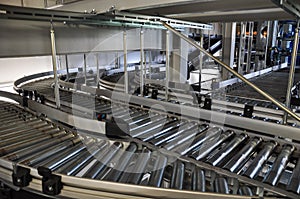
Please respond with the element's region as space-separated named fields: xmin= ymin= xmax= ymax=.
xmin=46 ymin=4 xmax=63 ymax=9
xmin=46 ymin=0 xmax=64 ymax=9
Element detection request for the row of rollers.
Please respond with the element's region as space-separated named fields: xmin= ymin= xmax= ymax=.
xmin=96 ymin=104 xmax=300 ymax=195
xmin=0 ymin=102 xmax=254 ymax=195
xmin=18 ymin=82 xmax=300 ymax=194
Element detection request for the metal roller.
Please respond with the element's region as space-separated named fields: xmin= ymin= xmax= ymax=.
xmin=56 ymin=140 xmax=109 ymax=176
xmin=191 ymin=167 xmax=205 ymax=192
xmin=150 ymin=123 xmax=196 ymax=146
xmin=162 ymin=124 xmax=209 ymax=151
xmin=170 ymin=161 xmax=185 ymax=190
xmin=104 ymin=142 xmax=138 ymax=182
xmin=286 ymin=157 xmax=300 ymax=194
xmin=238 ymin=186 xmax=253 ymax=196
xmin=244 ymin=141 xmax=278 ymax=179
xmin=173 ymin=127 xmax=223 ymax=156
xmin=148 ymin=153 xmax=168 ymax=187
xmin=6 ymin=134 xmax=79 ymax=161
xmin=0 ymin=123 xmax=50 ymax=140
xmin=0 ymin=130 xmax=69 ymax=156
xmin=0 ymin=126 xmax=55 ymax=147
xmin=38 ymin=143 xmax=88 ymax=170
xmin=118 ymin=147 xmax=151 ymax=184
xmin=191 ymin=130 xmax=235 ymax=160
xmin=206 ymin=133 xmax=248 ymax=166
xmin=140 ymin=119 xmax=181 ymax=142
xmin=130 ymin=117 xmax=173 ymax=138
xmin=223 ymin=137 xmax=262 ymax=172
xmin=264 ymin=145 xmax=295 ymax=186
xmin=214 ymin=177 xmax=230 ymax=194
xmin=83 ymin=142 xmax=123 ymax=179
xmin=130 ymin=115 xmax=167 ymax=131
xmin=0 ymin=119 xmax=44 ymax=133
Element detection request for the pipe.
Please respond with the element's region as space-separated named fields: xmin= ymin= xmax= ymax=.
xmin=162 ymin=22 xmax=300 ymax=122
xmin=140 ymin=28 xmax=145 ymax=96
xmin=165 ymin=30 xmax=170 ymax=101
xmin=283 ymin=20 xmax=300 ymax=124
xmin=50 ymin=23 xmax=61 ymax=109
xmin=123 ymin=30 xmax=129 ymax=94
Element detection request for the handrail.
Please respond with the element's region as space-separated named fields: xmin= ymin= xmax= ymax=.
xmin=162 ymin=22 xmax=300 ymax=122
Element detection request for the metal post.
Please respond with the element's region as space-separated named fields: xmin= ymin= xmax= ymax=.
xmin=238 ymin=22 xmax=246 ymax=74
xmin=199 ymin=31 xmax=203 ymax=93
xmin=246 ymin=22 xmax=254 ymax=73
xmin=264 ymin=21 xmax=271 ymax=68
xmin=140 ymin=28 xmax=145 ymax=96
xmin=96 ymin=53 xmax=100 ymax=89
xmin=165 ymin=30 xmax=170 ymax=101
xmin=84 ymin=53 xmax=87 ymax=85
xmin=283 ymin=20 xmax=300 ymax=124
xmin=149 ymin=51 xmax=152 ymax=80
xmin=65 ymin=54 xmax=69 ymax=81
xmin=50 ymin=23 xmax=61 ymax=109
xmin=123 ymin=30 xmax=128 ymax=94
xmin=162 ymin=22 xmax=300 ymax=122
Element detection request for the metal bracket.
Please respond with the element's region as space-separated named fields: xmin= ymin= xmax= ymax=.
xmin=202 ymin=98 xmax=212 ymax=110
xmin=12 ymin=166 xmax=32 ymax=188
xmin=243 ymin=104 xmax=254 ymax=118
xmin=143 ymin=85 xmax=149 ymax=96
xmin=151 ymin=89 xmax=159 ymax=99
xmin=37 ymin=167 xmax=62 ymax=196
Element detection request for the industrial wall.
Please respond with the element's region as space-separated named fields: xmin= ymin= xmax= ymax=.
xmin=0 ymin=19 xmax=163 ymax=83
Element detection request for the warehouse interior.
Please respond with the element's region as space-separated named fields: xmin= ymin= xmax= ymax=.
xmin=0 ymin=0 xmax=299 ymax=199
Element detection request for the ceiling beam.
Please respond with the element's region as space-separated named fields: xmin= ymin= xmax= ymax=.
xmin=56 ymin=0 xmax=212 ymax=13
xmin=168 ymin=8 xmax=293 ymax=22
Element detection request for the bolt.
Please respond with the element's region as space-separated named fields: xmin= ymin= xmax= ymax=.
xmin=48 ymin=186 xmax=53 ymax=191
xmin=17 ymin=178 xmax=21 ymax=183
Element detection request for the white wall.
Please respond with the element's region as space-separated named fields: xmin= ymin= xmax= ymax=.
xmin=0 ymin=56 xmax=52 ymax=83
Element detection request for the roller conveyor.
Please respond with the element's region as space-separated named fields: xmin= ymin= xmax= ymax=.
xmin=0 ymin=100 xmax=299 ymax=198
xmin=0 ymin=72 xmax=298 ymax=198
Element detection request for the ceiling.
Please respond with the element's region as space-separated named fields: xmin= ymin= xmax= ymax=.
xmin=0 ymin=0 xmax=297 ymax=22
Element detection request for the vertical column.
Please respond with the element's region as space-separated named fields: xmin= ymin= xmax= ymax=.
xmin=65 ymin=54 xmax=69 ymax=80
xmin=199 ymin=31 xmax=203 ymax=92
xmin=123 ymin=30 xmax=128 ymax=94
xmin=50 ymin=24 xmax=61 ymax=109
xmin=238 ymin=22 xmax=246 ymax=74
xmin=283 ymin=20 xmax=299 ymax=124
xmin=246 ymin=22 xmax=254 ymax=73
xmin=96 ymin=53 xmax=100 ymax=89
xmin=148 ymin=51 xmax=152 ymax=80
xmin=140 ymin=28 xmax=145 ymax=96
xmin=222 ymin=22 xmax=237 ymax=80
xmin=271 ymin=21 xmax=279 ymax=47
xmin=264 ymin=21 xmax=271 ymax=68
xmin=165 ymin=30 xmax=170 ymax=100
xmin=84 ymin=53 xmax=87 ymax=85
